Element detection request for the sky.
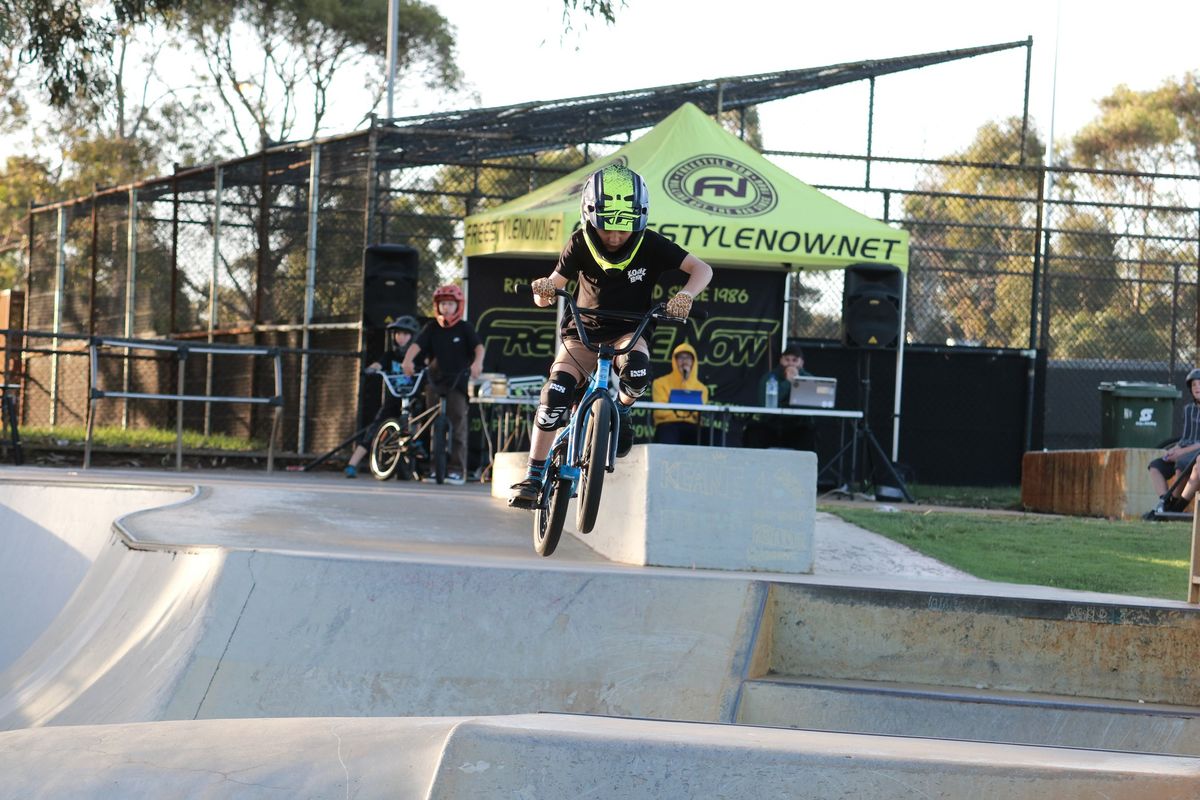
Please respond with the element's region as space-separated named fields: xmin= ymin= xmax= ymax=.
xmin=408 ymin=0 xmax=1200 ymax=162
xmin=5 ymin=0 xmax=1199 ymax=184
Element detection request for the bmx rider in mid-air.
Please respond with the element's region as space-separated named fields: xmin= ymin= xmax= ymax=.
xmin=508 ymin=163 xmax=713 ymax=509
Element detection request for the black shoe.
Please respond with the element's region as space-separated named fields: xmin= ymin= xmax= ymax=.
xmin=616 ymin=404 xmax=633 ymax=458
xmin=1165 ymin=494 xmax=1189 ymax=513
xmin=508 ymin=477 xmax=543 ymax=510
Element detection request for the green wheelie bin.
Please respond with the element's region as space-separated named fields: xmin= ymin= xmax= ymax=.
xmin=1098 ymin=381 xmax=1181 ymax=448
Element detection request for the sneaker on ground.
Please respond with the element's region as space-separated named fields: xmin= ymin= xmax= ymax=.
xmin=1165 ymin=493 xmax=1189 ymax=513
xmin=508 ymin=478 xmax=542 ymax=510
xmin=344 ymin=465 xmax=358 ymax=478
xmin=445 ymin=472 xmax=465 ymax=486
xmin=616 ymin=404 xmax=633 ymax=458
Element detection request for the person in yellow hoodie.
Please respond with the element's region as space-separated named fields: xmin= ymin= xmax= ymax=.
xmin=651 ymin=342 xmax=709 ymax=444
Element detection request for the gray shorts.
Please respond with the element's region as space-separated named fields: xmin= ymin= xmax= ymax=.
xmin=1149 ymin=448 xmax=1200 ymax=479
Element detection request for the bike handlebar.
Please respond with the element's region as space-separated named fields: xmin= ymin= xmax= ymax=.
xmin=530 ymin=286 xmax=701 ymax=356
xmin=365 ymin=367 xmax=426 ymax=398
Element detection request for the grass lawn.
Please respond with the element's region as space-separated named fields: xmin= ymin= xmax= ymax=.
xmin=21 ymin=425 xmax=264 ymax=452
xmin=824 ymin=485 xmax=1194 ymax=601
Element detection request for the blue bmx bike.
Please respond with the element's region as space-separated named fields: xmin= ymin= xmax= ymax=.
xmin=532 ymin=287 xmax=690 ymax=556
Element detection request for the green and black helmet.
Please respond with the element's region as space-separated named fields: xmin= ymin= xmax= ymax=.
xmin=580 ymin=164 xmax=649 ymax=270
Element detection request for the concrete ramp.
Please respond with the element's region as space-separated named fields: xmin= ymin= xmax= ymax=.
xmin=0 ymin=538 xmax=228 ymax=729
xmin=1 ymin=714 xmax=1197 ymax=799
xmin=1 ymin=534 xmax=765 ymax=727
xmin=0 ymin=480 xmax=192 ymax=674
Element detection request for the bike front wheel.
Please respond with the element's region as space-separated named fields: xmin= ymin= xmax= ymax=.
xmin=534 ymin=464 xmax=572 ymax=557
xmin=576 ymin=400 xmax=611 ymax=534
xmin=368 ymin=420 xmax=403 ymax=480
xmin=432 ymin=415 xmax=450 ymax=484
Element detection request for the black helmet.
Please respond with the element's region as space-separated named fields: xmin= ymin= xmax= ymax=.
xmin=1187 ymin=368 xmax=1200 ymax=387
xmin=580 ymin=163 xmax=649 ymax=271
xmin=387 ymin=315 xmax=420 ymax=334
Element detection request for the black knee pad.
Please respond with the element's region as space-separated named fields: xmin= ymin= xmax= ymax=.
xmin=535 ymin=371 xmax=576 ymax=430
xmin=617 ymin=350 xmax=651 ymax=398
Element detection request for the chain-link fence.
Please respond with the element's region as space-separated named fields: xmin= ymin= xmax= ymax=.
xmin=1 ymin=327 xmax=361 ymax=459
xmin=8 ymin=118 xmax=1200 ymax=461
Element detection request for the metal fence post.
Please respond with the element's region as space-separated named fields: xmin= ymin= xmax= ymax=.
xmin=176 ymin=347 xmax=187 ymax=470
xmin=298 ymin=144 xmax=321 ymax=455
xmin=50 ymin=207 xmax=66 ymax=428
xmin=1195 ymin=208 xmax=1200 ymax=365
xmin=865 ymin=76 xmax=875 ymax=189
xmin=123 ymin=187 xmax=138 ymax=429
xmin=205 ymin=166 xmax=223 ymax=437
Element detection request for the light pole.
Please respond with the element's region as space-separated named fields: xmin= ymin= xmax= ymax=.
xmin=385 ymin=0 xmax=399 ymax=119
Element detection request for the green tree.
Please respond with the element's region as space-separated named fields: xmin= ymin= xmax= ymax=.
xmin=1069 ymin=74 xmax=1200 ymax=325
xmin=2 ymin=0 xmax=626 ymax=113
xmin=902 ymin=117 xmax=1044 ymax=348
xmin=0 ymin=155 xmax=57 ymax=290
xmin=176 ymin=0 xmax=460 ymax=153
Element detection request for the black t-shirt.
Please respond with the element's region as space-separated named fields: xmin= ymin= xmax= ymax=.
xmin=414 ymin=320 xmax=480 ymax=394
xmin=370 ymin=342 xmax=416 ymax=376
xmin=554 ymin=228 xmax=689 ymax=341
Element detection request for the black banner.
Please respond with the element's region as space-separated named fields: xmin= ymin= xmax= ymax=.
xmin=467 ymin=256 xmax=787 ymax=411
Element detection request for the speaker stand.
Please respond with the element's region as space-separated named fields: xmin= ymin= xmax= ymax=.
xmin=819 ymin=350 xmax=914 ymax=503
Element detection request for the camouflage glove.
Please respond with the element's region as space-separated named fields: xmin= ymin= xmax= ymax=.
xmin=665 ymin=290 xmax=693 ymax=319
xmin=531 ymin=277 xmax=557 ymax=302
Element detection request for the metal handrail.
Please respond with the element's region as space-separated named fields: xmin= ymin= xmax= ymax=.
xmin=85 ymin=336 xmax=284 ymax=471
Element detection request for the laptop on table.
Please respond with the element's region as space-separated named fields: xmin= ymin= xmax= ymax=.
xmin=788 ymin=376 xmax=837 ymax=409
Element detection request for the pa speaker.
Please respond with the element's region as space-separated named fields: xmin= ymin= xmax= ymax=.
xmin=362 ymin=244 xmax=418 ymax=327
xmin=841 ymin=263 xmax=903 ymax=349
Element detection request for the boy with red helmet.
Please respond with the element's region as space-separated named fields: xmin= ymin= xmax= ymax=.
xmin=401 ymin=284 xmax=483 ymax=485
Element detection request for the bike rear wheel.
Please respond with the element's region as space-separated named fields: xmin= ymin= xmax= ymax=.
xmin=432 ymin=415 xmax=450 ymax=484
xmin=533 ymin=463 xmax=571 ymax=557
xmin=368 ymin=420 xmax=403 ymax=480
xmin=576 ymin=401 xmax=611 ymax=534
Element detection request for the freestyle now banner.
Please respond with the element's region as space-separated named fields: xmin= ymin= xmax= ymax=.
xmin=463 ymin=102 xmax=908 ymax=271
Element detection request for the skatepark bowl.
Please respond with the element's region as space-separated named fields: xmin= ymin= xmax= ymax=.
xmin=1 ymin=464 xmax=1199 ymax=798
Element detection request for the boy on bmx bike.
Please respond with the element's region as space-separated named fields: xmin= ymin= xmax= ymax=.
xmin=508 ymin=163 xmax=713 ymax=510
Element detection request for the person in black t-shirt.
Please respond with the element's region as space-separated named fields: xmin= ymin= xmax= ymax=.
xmin=401 ymin=284 xmax=484 ymax=485
xmin=508 ymin=163 xmax=713 ymax=510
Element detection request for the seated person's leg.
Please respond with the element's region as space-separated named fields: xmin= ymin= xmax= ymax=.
xmin=1181 ymin=459 xmax=1200 ymax=505
xmin=1148 ymin=456 xmax=1174 ymax=497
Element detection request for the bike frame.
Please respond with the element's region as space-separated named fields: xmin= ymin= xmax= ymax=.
xmin=376 ymin=367 xmax=467 ymax=443
xmin=545 ymin=289 xmax=664 ymax=496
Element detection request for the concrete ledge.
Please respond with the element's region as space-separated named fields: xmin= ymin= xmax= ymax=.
xmin=492 ymin=446 xmax=816 ymax=572
xmin=574 ymin=445 xmax=815 ymax=573
xmin=1021 ymin=448 xmax=1168 ymax=519
xmin=3 ymin=714 xmax=1197 ymax=799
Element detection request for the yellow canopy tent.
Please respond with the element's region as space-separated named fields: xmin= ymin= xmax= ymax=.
xmin=463 ymin=102 xmax=908 ymax=271
xmin=462 ymin=102 xmax=911 ymax=458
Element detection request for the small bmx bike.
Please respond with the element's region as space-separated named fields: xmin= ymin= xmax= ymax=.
xmin=368 ymin=368 xmax=469 ymax=485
